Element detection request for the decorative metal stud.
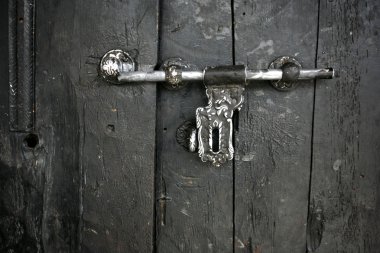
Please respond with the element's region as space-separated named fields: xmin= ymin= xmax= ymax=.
xmin=176 ymin=121 xmax=198 ymax=152
xmin=99 ymin=49 xmax=135 ymax=83
xmin=269 ymin=56 xmax=302 ymax=91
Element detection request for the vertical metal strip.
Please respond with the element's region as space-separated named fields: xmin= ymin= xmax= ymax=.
xmin=21 ymin=0 xmax=35 ymax=131
xmin=9 ymin=0 xmax=18 ymax=130
xmin=9 ymin=0 xmax=35 ymax=132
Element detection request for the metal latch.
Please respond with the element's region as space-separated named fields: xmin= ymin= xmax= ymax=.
xmin=99 ymin=49 xmax=335 ymax=166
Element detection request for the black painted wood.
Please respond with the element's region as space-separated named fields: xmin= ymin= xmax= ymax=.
xmin=1 ymin=1 xmax=46 ymax=252
xmin=308 ymin=0 xmax=380 ymax=252
xmin=35 ymin=1 xmax=81 ymax=251
xmin=155 ymin=1 xmax=234 ymax=252
xmin=72 ymin=0 xmax=158 ymax=252
xmin=2 ymin=0 xmax=158 ymax=252
xmin=1 ymin=0 xmax=380 ymax=252
xmin=233 ymin=0 xmax=318 ymax=252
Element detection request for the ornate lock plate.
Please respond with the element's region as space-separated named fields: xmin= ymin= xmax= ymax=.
xmin=196 ymin=85 xmax=245 ymax=166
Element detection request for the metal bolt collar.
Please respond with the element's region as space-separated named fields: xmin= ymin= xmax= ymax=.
xmin=160 ymin=58 xmax=198 ymax=90
xmin=165 ymin=65 xmax=182 ymax=88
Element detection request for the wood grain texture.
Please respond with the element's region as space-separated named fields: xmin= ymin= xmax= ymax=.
xmin=35 ymin=0 xmax=158 ymax=252
xmin=233 ymin=0 xmax=318 ymax=252
xmin=73 ymin=0 xmax=158 ymax=252
xmin=1 ymin=1 xmax=47 ymax=252
xmin=1 ymin=0 xmax=380 ymax=252
xmin=155 ymin=0 xmax=234 ymax=252
xmin=309 ymin=0 xmax=380 ymax=252
xmin=35 ymin=0 xmax=80 ymax=251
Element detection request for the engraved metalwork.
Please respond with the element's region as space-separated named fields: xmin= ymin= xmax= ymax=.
xmin=99 ymin=49 xmax=135 ymax=83
xmin=165 ymin=65 xmax=182 ymax=88
xmin=100 ymin=53 xmax=334 ymax=85
xmin=99 ymin=50 xmax=335 ymax=166
xmin=9 ymin=0 xmax=36 ymax=132
xmin=269 ymin=56 xmax=302 ymax=91
xmin=196 ymin=85 xmax=245 ymax=166
xmin=160 ymin=58 xmax=198 ymax=90
xmin=188 ymin=128 xmax=198 ymax=153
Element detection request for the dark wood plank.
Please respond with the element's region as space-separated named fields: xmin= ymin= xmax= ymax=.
xmin=155 ymin=1 xmax=234 ymax=252
xmin=35 ymin=0 xmax=158 ymax=252
xmin=35 ymin=0 xmax=80 ymax=251
xmin=308 ymin=0 xmax=380 ymax=252
xmin=1 ymin=1 xmax=43 ymax=252
xmin=0 ymin=1 xmax=51 ymax=252
xmin=233 ymin=0 xmax=319 ymax=251
xmin=74 ymin=1 xmax=158 ymax=252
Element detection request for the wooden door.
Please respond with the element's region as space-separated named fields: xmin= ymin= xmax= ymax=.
xmin=0 ymin=0 xmax=379 ymax=252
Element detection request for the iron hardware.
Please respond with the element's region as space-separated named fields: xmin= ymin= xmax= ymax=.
xmin=99 ymin=50 xmax=335 ymax=166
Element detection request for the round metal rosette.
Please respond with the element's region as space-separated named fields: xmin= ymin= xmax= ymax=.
xmin=176 ymin=120 xmax=198 ymax=152
xmin=99 ymin=49 xmax=135 ymax=83
xmin=269 ymin=56 xmax=302 ymax=91
xmin=160 ymin=58 xmax=198 ymax=90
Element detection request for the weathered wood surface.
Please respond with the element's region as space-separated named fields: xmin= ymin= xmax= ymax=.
xmin=155 ymin=0 xmax=234 ymax=252
xmin=35 ymin=0 xmax=81 ymax=251
xmin=2 ymin=0 xmax=158 ymax=252
xmin=72 ymin=0 xmax=158 ymax=252
xmin=1 ymin=0 xmax=80 ymax=251
xmin=1 ymin=0 xmax=380 ymax=252
xmin=1 ymin=1 xmax=43 ymax=252
xmin=233 ymin=0 xmax=318 ymax=252
xmin=308 ymin=0 xmax=380 ymax=252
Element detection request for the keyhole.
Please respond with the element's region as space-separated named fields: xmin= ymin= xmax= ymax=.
xmin=212 ymin=128 xmax=220 ymax=152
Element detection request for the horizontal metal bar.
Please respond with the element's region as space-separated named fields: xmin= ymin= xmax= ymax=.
xmin=246 ymin=69 xmax=283 ymax=80
xmin=182 ymin=71 xmax=204 ymax=81
xmin=118 ymin=71 xmax=166 ymax=82
xmin=118 ymin=71 xmax=204 ymax=82
xmin=117 ymin=68 xmax=334 ymax=83
xmin=298 ymin=68 xmax=335 ymax=79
